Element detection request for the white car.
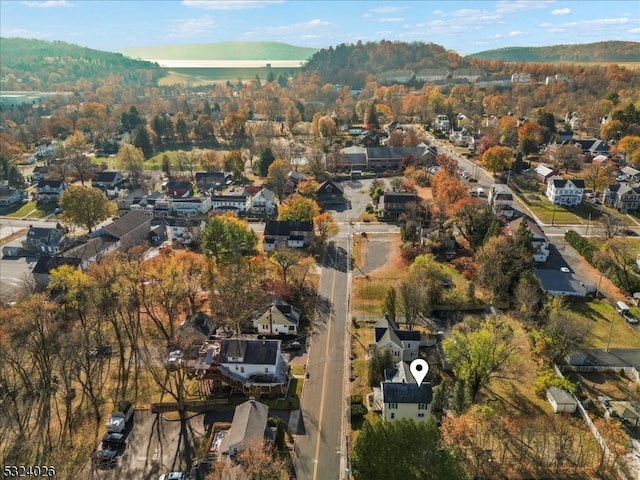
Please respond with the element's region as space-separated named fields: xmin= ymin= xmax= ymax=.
xmin=159 ymin=473 xmax=184 ymax=480
xmin=560 ymin=267 xmax=570 ymax=273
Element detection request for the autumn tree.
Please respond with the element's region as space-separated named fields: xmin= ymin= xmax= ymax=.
xmin=314 ymin=212 xmax=339 ymax=245
xmin=382 ymin=287 xmax=397 ymax=321
xmin=553 ymin=143 xmax=582 ymax=173
xmin=269 ymin=248 xmax=301 ymax=284
xmin=266 ymin=158 xmax=291 ymax=201
xmin=352 ymin=418 xmax=468 ymax=480
xmin=600 ymin=119 xmax=624 ymax=141
xmin=202 ymin=213 xmax=258 ymax=264
xmin=452 ymin=201 xmax=497 ymax=251
xmin=584 ymin=161 xmax=613 ymax=193
xmin=116 ymin=143 xmax=144 ymax=186
xmin=59 ymin=186 xmax=116 ymax=232
xmin=517 ymin=122 xmax=542 ymax=157
xmin=475 ymin=235 xmax=533 ymax=304
xmin=367 ymin=345 xmax=395 ymax=388
xmin=296 ymin=179 xmax=319 ymax=199
xmin=482 ymin=145 xmax=512 ymax=174
xmin=223 ymin=150 xmax=245 ymax=180
xmin=431 ymin=169 xmax=469 ymax=217
xmin=400 ymin=254 xmax=446 ymax=329
xmin=65 ymin=131 xmax=95 ymax=186
xmin=278 ymin=194 xmax=320 ymax=222
xmin=617 ymin=135 xmax=640 ymax=167
xmin=200 ymin=150 xmax=221 ymax=172
xmin=443 ymin=317 xmax=518 ymax=401
xmin=207 ymin=438 xmax=288 ymax=480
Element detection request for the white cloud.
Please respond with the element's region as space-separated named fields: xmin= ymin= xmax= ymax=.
xmin=182 ymin=0 xmax=283 ymax=10
xmin=629 ymin=28 xmax=640 ymax=34
xmin=246 ymin=18 xmax=333 ymax=38
xmin=508 ymin=30 xmax=527 ymax=37
xmin=551 ymin=8 xmax=571 ymax=16
xmin=370 ymin=6 xmax=407 ymax=14
xmin=169 ymin=15 xmax=216 ymax=38
xmin=495 ymin=0 xmax=554 ymax=14
xmin=377 ymin=17 xmax=405 ymax=23
xmin=20 ymin=0 xmax=71 ymax=7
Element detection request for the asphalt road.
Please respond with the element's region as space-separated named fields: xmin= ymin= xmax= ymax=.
xmin=293 ymin=235 xmax=350 ymax=480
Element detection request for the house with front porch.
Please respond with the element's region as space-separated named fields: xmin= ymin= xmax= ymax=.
xmin=546 ymin=177 xmax=585 ymax=206
xmin=603 ymin=183 xmax=640 ymax=212
xmin=253 ymin=300 xmax=301 ymax=336
xmin=250 ymin=188 xmax=276 ymax=216
xmin=171 ymin=195 xmax=212 ymax=216
xmin=210 ymin=194 xmax=250 ymax=214
xmin=36 ymin=180 xmax=66 ymax=203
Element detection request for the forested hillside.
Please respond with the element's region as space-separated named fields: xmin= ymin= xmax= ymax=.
xmin=302 ymin=40 xmax=469 ymax=87
xmin=469 ymin=41 xmax=640 ymax=63
xmin=120 ymin=41 xmax=318 ymax=61
xmin=0 ymin=38 xmax=163 ymax=91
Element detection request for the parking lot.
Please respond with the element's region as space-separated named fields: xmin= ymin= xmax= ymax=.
xmin=83 ymin=409 xmax=207 ymax=480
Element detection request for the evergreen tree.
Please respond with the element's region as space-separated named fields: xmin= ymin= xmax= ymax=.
xmin=431 ymin=383 xmax=447 ymax=419
xmin=366 ymin=102 xmax=380 ymax=130
xmin=382 ymin=287 xmax=397 ymax=321
xmin=257 ymin=147 xmax=276 ymax=177
xmin=452 ymin=379 xmax=468 ymax=414
xmin=513 ymin=218 xmax=534 ymax=256
xmin=513 ymin=151 xmax=524 ymax=174
xmin=133 ymin=125 xmax=153 ymax=159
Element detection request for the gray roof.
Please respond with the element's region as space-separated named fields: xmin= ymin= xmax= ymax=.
xmin=384 ymin=361 xmax=414 ymax=383
xmin=218 ymin=339 xmax=280 ymax=365
xmin=219 ymin=399 xmax=269 ymax=455
xmin=64 ymin=236 xmax=116 ymax=262
xmin=179 ymin=312 xmax=216 ymax=340
xmin=547 ymin=386 xmax=577 ymax=405
xmin=374 ymin=317 xmax=420 ymax=348
xmin=381 ymin=382 xmax=433 ymax=404
xmin=533 ymin=269 xmax=595 ymax=296
xmin=101 ymin=211 xmax=150 ymax=240
xmin=567 ymin=348 xmax=640 ymax=370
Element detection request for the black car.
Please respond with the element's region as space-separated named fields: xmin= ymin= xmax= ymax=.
xmin=91 ymin=449 xmax=117 ymax=469
xmin=102 ymin=431 xmax=125 ymax=448
xmin=89 ymin=345 xmax=113 ymax=359
xmin=282 ymin=341 xmax=302 ymax=352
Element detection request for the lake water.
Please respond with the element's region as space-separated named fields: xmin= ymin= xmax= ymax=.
xmin=148 ymin=59 xmax=307 ymax=68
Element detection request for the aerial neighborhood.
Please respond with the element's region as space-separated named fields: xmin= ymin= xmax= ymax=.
xmin=1 ymin=31 xmax=640 ymax=480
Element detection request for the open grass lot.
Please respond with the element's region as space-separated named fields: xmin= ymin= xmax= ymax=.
xmin=158 ymin=67 xmax=295 ymax=86
xmin=568 ymin=299 xmax=640 ymax=349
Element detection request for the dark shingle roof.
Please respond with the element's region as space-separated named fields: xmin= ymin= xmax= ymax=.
xmin=93 ymin=171 xmax=120 ymax=183
xmin=218 ymin=339 xmax=280 ymax=365
xmin=382 ymin=382 xmax=433 ymax=404
xmin=102 ymin=211 xmax=150 ymax=239
xmin=382 ymin=192 xmax=417 ymax=204
xmin=264 ymin=220 xmax=313 ymax=236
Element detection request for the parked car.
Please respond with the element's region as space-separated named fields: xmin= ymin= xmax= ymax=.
xmin=91 ymin=449 xmax=117 ymax=469
xmin=623 ymin=312 xmax=639 ymax=324
xmin=165 ymin=350 xmax=184 ymax=370
xmin=102 ymin=431 xmax=125 ymax=449
xmin=282 ymin=341 xmax=302 ymax=352
xmin=159 ymin=473 xmax=184 ymax=480
xmin=53 ymin=207 xmax=62 ymax=214
xmin=106 ymin=401 xmax=134 ymax=433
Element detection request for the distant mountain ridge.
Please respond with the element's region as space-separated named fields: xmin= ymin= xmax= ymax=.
xmin=120 ymin=41 xmax=318 ymax=61
xmin=468 ymin=41 xmax=640 ymax=63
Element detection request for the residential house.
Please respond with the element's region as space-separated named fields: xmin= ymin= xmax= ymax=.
xmin=0 ymin=187 xmax=24 ymax=206
xmin=210 ymin=194 xmax=250 ymax=214
xmin=316 ymin=180 xmax=345 ymax=207
xmin=262 ymin=220 xmax=313 ymax=251
xmin=546 ymin=177 xmax=585 ymax=206
xmin=415 ymin=69 xmax=448 ymax=83
xmin=377 ymin=69 xmax=414 ymax=85
xmin=166 ymin=217 xmax=203 ymax=246
xmin=488 ymin=184 xmax=515 ymax=218
xmin=620 ymin=166 xmax=640 ymax=182
xmin=195 ymin=171 xmax=230 ymax=190
xmin=534 ymin=164 xmax=557 ymax=183
xmin=434 ymin=114 xmax=450 ymax=132
xmin=451 ymin=68 xmax=485 ymax=82
xmin=171 ymin=195 xmax=212 ymax=216
xmin=381 ymin=382 xmax=433 ymax=422
xmin=36 ymin=180 xmax=66 ymax=203
xmin=34 ymin=139 xmax=57 ymax=158
xmin=603 ymin=183 xmax=640 ymax=212
xmin=92 ymin=171 xmax=123 ymax=189
xmin=218 ymin=399 xmax=270 ymax=458
xmin=571 ymin=138 xmax=610 ymax=160
xmin=374 ymin=316 xmax=420 ymax=362
xmin=253 ymin=300 xmax=300 ymax=336
xmin=217 ymin=338 xmax=288 ymax=389
xmin=61 ymin=236 xmax=118 ymax=270
xmin=565 ymin=348 xmax=640 ymax=384
xmin=31 ymin=166 xmax=50 ymax=182
xmin=511 ymin=73 xmax=532 ymax=84
xmin=378 ymin=191 xmax=418 ymax=221
xmin=178 ymin=312 xmax=217 ymax=345
xmin=22 ymin=225 xmax=66 ymax=255
xmin=250 ymin=188 xmax=276 ymax=216
xmin=547 ymin=387 xmax=578 ymax=413
xmin=606 ymin=401 xmax=640 ymax=427
xmin=31 ymin=255 xmax=80 ymax=288
xmin=163 ymin=180 xmax=193 ymax=198
xmin=341 ymin=145 xmax=367 ymax=170
xmin=507 ymin=216 xmax=550 ymax=262
xmin=90 ymin=211 xmax=151 ymax=250
xmin=533 ymin=269 xmax=595 ymax=297
xmin=475 ymin=74 xmax=512 ymax=89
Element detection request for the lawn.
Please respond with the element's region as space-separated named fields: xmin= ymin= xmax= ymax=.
xmin=3 ymin=201 xmax=55 ymax=219
xmin=568 ymin=299 xmax=640 ymax=349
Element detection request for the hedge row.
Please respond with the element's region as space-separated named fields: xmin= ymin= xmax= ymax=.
xmin=565 ymin=229 xmax=597 ymax=263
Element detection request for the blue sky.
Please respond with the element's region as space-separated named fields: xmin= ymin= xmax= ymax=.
xmin=1 ymin=0 xmax=639 ymax=55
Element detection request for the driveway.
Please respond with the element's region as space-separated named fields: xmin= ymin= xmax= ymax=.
xmin=85 ymin=409 xmax=206 ymax=480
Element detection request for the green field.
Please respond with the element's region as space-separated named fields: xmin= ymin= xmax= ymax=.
xmin=159 ymin=66 xmax=296 ymax=86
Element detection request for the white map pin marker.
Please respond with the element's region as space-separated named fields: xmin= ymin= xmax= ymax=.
xmin=410 ymin=359 xmax=429 ymax=387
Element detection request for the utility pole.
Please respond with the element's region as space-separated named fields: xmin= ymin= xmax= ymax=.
xmin=586 ymin=213 xmax=591 ymax=236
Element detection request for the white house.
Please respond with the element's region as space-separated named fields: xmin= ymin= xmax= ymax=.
xmin=508 ymin=216 xmax=549 ymax=263
xmin=171 ymin=195 xmax=212 ymax=216
xmin=374 ymin=316 xmax=420 ymax=362
xmin=253 ymin=300 xmax=300 ymax=336
xmin=250 ymin=188 xmax=275 ymax=215
xmin=262 ymin=220 xmax=313 ymax=251
xmin=36 ymin=180 xmax=66 ymax=203
xmin=381 ymin=381 xmax=433 ymax=422
xmin=546 ymin=177 xmax=585 ymax=206
xmin=488 ymin=184 xmax=515 ymax=218
xmin=218 ymin=399 xmax=269 ymax=458
xmin=210 ymin=194 xmax=250 ymax=213
xmin=434 ymin=114 xmax=450 ymax=132
xmin=217 ymin=339 xmax=288 ymax=387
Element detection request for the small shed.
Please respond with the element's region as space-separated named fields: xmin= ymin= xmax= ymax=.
xmin=547 ymin=387 xmax=578 ymax=413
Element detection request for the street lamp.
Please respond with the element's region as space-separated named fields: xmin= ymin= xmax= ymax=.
xmin=551 ymin=203 xmax=557 ymax=226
